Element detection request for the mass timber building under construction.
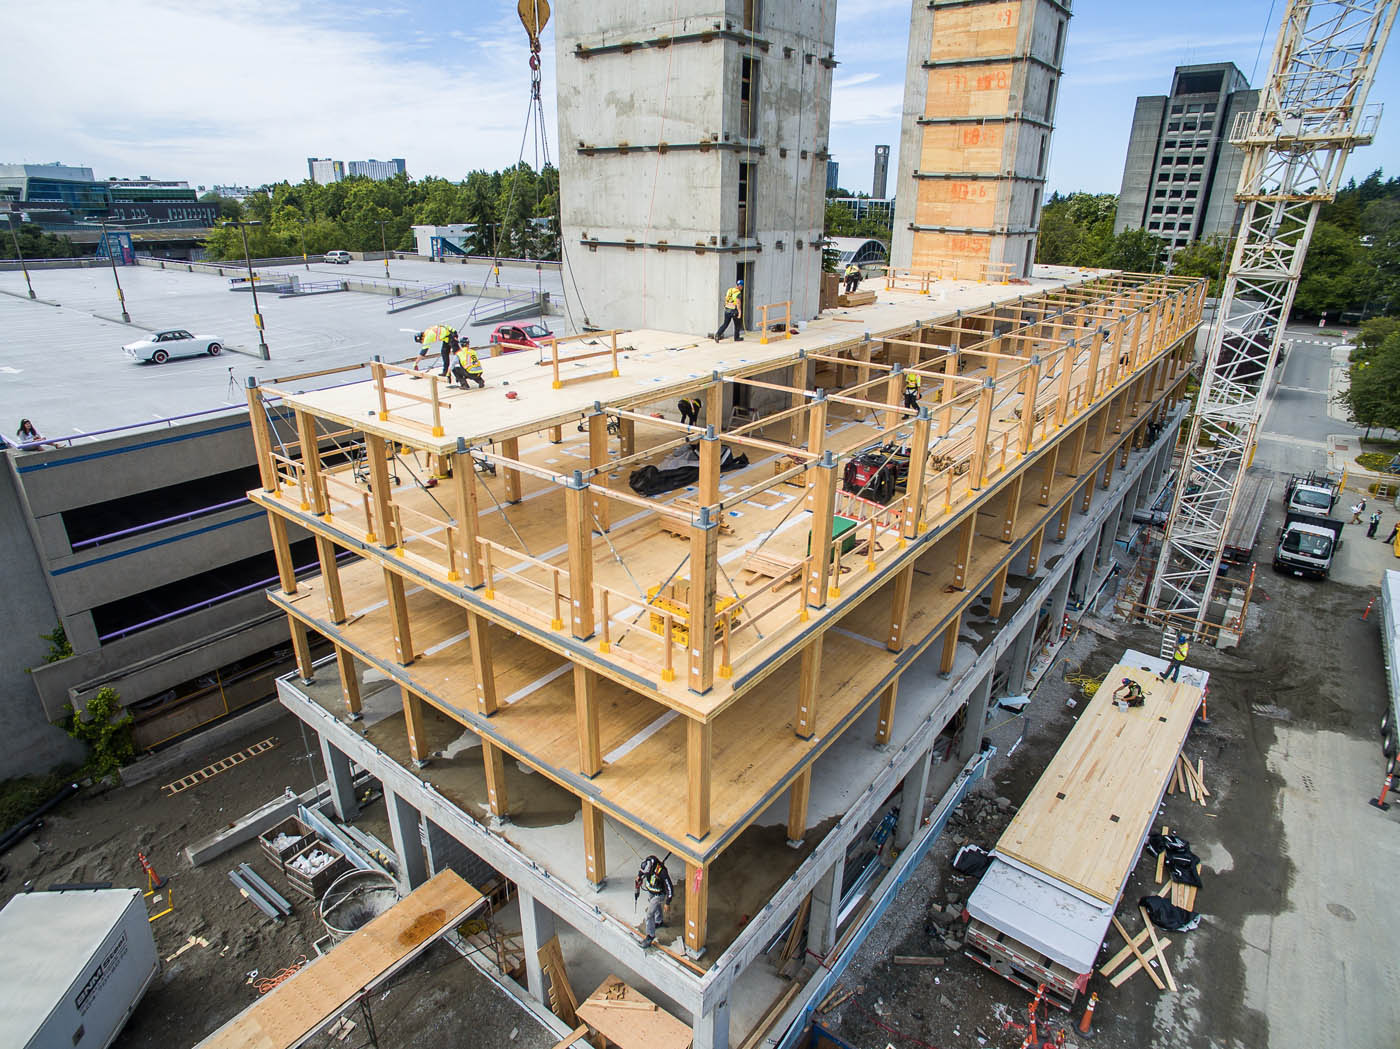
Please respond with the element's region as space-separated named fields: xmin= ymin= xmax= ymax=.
xmin=248 ymin=268 xmax=1203 ymax=1048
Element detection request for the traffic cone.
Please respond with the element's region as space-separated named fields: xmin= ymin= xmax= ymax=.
xmin=1078 ymin=991 xmax=1098 ymax=1036
xmin=1361 ymin=597 xmax=1376 ymax=621
xmin=1371 ymin=772 xmax=1393 ymax=811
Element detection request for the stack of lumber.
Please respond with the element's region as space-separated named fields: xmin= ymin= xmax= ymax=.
xmin=837 ymin=290 xmax=877 ymax=307
xmin=1166 ymin=752 xmax=1210 ymax=806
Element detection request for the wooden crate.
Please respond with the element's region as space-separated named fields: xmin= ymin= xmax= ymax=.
xmin=283 ymin=841 xmax=351 ymax=900
xmin=258 ymin=816 xmax=318 ymax=869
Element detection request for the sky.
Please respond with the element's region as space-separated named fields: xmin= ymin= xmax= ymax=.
xmin=3 ymin=1 xmax=1400 ymax=196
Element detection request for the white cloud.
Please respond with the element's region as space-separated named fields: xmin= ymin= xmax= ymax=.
xmin=0 ymin=0 xmax=556 ymax=185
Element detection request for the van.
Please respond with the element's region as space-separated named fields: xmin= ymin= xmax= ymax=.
xmin=324 ymin=250 xmax=352 ymax=264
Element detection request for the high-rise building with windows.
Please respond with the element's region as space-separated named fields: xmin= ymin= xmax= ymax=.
xmin=1113 ymin=63 xmax=1258 ymax=247
xmin=827 ymin=159 xmax=840 ymax=193
xmin=307 ymin=157 xmax=345 ymax=184
xmin=347 ymin=158 xmax=407 ymax=180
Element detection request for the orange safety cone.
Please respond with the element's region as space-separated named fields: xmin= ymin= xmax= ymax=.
xmin=1361 ymin=597 xmax=1376 ymax=621
xmin=1371 ymin=772 xmax=1393 ymax=811
xmin=1078 ymin=991 xmax=1098 ymax=1035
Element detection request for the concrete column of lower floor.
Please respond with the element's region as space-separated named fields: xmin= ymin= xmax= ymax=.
xmin=1072 ymin=535 xmax=1098 ymax=603
xmin=1048 ymin=571 xmax=1072 ymax=644
xmin=957 ymin=669 xmax=995 ymax=762
xmin=807 ymin=857 xmax=843 ymax=958
xmin=693 ymin=995 xmax=731 ymax=1049
xmin=518 ymin=888 xmax=557 ymax=1003
xmin=1005 ymin=615 xmax=1036 ymax=695
xmin=894 ymin=748 xmax=934 ymax=849
xmin=318 ymin=735 xmax=359 ymax=823
xmin=386 ymin=788 xmax=428 ymax=893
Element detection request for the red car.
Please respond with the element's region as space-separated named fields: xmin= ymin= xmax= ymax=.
xmin=489 ymin=322 xmax=553 ymax=352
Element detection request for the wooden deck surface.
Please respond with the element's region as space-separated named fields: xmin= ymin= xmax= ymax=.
xmin=194 ymin=871 xmax=482 ymax=1049
xmin=995 ymin=660 xmax=1203 ymax=903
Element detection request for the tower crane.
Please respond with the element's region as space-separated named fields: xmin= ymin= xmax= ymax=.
xmin=1145 ymin=0 xmax=1398 ymax=649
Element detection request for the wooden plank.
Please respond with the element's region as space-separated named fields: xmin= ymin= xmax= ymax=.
xmin=1110 ymin=915 xmax=1165 ymax=991
xmin=549 ymin=1025 xmax=590 ymax=1049
xmin=1108 ymin=936 xmax=1172 ymax=989
xmin=577 ymin=976 xmax=692 ymax=1049
xmin=194 ymin=871 xmax=482 ymax=1049
xmin=1139 ymin=905 xmax=1178 ymax=992
xmin=1099 ymin=924 xmax=1155 ymax=978
xmin=538 ymin=935 xmax=579 ymax=1026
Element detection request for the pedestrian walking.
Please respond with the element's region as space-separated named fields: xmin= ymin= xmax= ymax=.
xmin=713 ymin=280 xmax=744 ymax=342
xmin=1350 ymin=499 xmax=1366 ymax=524
xmin=1368 ymin=510 xmax=1382 ymax=538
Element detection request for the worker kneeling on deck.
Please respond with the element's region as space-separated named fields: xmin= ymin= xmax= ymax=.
xmin=904 ymin=371 xmax=922 ymax=411
xmin=1111 ymin=677 xmax=1145 ymax=708
xmin=453 ymin=341 xmax=485 ymax=389
xmin=634 ymin=855 xmax=673 ymax=947
xmin=1160 ymin=634 xmax=1189 ymax=682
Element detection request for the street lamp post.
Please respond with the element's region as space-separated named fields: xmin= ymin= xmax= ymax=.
xmin=5 ymin=214 xmax=36 ymax=300
xmin=378 ymin=219 xmax=391 ymax=280
xmin=97 ymin=216 xmax=130 ymax=323
xmin=225 ymin=220 xmax=270 ymax=359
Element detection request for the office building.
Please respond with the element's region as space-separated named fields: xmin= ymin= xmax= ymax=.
xmin=0 ymin=163 xmax=215 ymax=231
xmin=307 ymin=157 xmax=345 ymax=184
xmin=827 ymin=159 xmax=840 ymax=193
xmin=347 ymin=158 xmax=407 ymax=180
xmin=872 ymin=144 xmax=890 ymax=199
xmin=891 ymin=0 xmax=1069 ymax=279
xmin=555 ymin=0 xmax=834 ymax=334
xmin=828 ymin=196 xmax=896 ymax=231
xmin=1113 ymin=63 xmax=1258 ymax=246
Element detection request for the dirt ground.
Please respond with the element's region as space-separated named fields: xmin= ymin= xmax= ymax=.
xmin=824 ymin=553 xmax=1392 ymax=1049
xmin=0 ymin=710 xmax=554 ymax=1049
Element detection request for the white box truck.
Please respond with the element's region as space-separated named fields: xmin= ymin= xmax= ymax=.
xmin=0 ymin=888 xmax=159 ymax=1049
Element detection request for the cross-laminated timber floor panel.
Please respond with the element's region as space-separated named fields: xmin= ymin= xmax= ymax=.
xmin=994 ymin=658 xmax=1204 ymax=904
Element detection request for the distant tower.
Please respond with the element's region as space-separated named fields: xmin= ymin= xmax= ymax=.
xmin=873 ymin=145 xmax=890 ymax=198
xmin=892 ymin=0 xmax=1069 ymax=278
xmin=827 ymin=160 xmax=840 ymax=193
xmin=556 ymin=2 xmax=835 ymax=334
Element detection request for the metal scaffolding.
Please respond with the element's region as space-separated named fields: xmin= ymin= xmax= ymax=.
xmin=1146 ymin=0 xmax=1398 ymax=643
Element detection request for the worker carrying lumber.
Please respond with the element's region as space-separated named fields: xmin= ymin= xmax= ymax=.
xmin=843 ymin=262 xmax=862 ymax=294
xmin=677 ymin=397 xmax=702 ymax=427
xmin=903 ymin=371 xmax=922 ymax=410
xmin=713 ymin=280 xmax=744 ymax=342
xmin=1111 ymin=677 xmax=1145 ymax=708
xmin=634 ymin=855 xmax=673 ymax=947
xmin=453 ymin=340 xmax=485 ymax=390
xmin=1160 ymin=634 xmax=1189 ymax=683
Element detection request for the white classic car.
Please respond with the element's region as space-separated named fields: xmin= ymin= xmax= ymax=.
xmin=123 ymin=329 xmax=224 ymax=364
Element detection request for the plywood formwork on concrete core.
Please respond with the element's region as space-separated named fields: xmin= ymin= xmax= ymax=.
xmin=248 ymin=269 xmax=1204 ymax=954
xmin=193 ymin=870 xmax=483 ymax=1049
xmin=995 ymin=657 xmax=1204 ymax=904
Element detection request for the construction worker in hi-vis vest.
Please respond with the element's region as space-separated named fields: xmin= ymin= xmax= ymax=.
xmin=714 ymin=280 xmax=744 ymax=342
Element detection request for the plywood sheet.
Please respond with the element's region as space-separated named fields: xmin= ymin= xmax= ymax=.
xmin=195 ymin=871 xmax=482 ymax=1049
xmin=995 ymin=662 xmax=1203 ymax=903
xmin=576 ymin=975 xmax=692 ymax=1049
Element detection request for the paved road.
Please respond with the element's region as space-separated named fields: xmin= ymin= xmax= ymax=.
xmin=1254 ymin=329 xmax=1358 ymax=475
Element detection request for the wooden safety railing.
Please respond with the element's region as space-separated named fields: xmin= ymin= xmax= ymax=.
xmin=883 ymin=267 xmax=933 ymax=294
xmin=724 ymin=561 xmax=812 ymax=677
xmin=476 ymin=536 xmax=571 ymax=632
xmin=370 ymin=360 xmax=452 ymax=437
xmin=391 ymin=501 xmax=462 ymax=582
xmin=321 ymin=469 xmax=377 ymax=543
xmin=544 ymin=330 xmax=623 ymax=389
xmin=759 ymin=301 xmax=792 ymax=344
xmin=269 ymin=451 xmax=310 ymax=510
xmin=593 ymin=583 xmax=685 ymax=684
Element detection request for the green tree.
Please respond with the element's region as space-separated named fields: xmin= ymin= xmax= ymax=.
xmin=61 ymin=687 xmax=135 ymax=780
xmin=1170 ymin=235 xmax=1228 ymax=293
xmin=1339 ymin=331 xmax=1400 ymax=435
xmin=198 ymin=191 xmax=244 ymax=222
xmin=0 ymin=221 xmax=76 ymax=260
xmin=1104 ymin=227 xmax=1164 ymax=273
xmin=1294 ymin=221 xmax=1370 ymax=317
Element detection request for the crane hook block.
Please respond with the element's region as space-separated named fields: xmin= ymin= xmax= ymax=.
xmin=518 ymin=0 xmax=551 ymax=52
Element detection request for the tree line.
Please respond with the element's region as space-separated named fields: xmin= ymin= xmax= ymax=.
xmin=199 ymin=165 xmax=561 ymax=263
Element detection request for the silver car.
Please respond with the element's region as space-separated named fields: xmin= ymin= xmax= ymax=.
xmin=123 ymin=329 xmax=224 ymax=364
